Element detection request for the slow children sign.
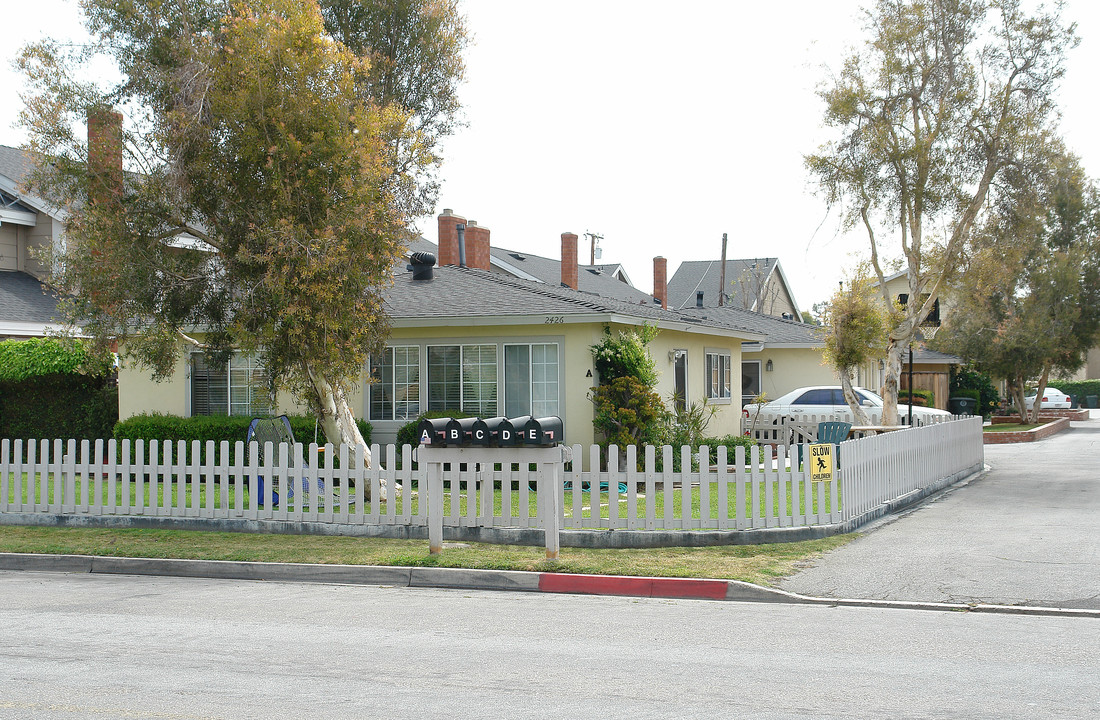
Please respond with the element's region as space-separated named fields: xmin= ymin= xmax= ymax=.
xmin=809 ymin=443 xmax=834 ymax=483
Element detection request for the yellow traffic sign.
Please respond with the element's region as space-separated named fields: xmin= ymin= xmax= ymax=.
xmin=809 ymin=443 xmax=834 ymax=483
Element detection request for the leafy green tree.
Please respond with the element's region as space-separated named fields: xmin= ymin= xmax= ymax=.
xmin=939 ymin=150 xmax=1100 ymax=422
xmin=806 ymin=0 xmax=1075 ymax=425
xmin=19 ymin=0 xmax=467 ymax=494
xmin=821 ymin=268 xmax=889 ymax=425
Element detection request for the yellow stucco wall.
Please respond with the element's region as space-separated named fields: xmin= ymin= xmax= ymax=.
xmin=117 ymin=345 xmax=312 ymax=421
xmin=746 ymin=346 xmax=836 ymax=402
xmin=119 ymin=319 xmax=752 ymax=450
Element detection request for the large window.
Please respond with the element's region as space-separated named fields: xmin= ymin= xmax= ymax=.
xmin=428 ymin=344 xmax=497 ymax=415
xmin=369 ymin=346 xmax=420 ymax=421
xmin=707 ymin=351 xmax=732 ymax=400
xmin=504 ymin=343 xmax=559 ymax=417
xmin=191 ymin=352 xmax=270 ymax=416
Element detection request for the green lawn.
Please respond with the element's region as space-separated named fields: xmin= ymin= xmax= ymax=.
xmin=0 ymin=525 xmax=856 ymax=586
xmin=2 ymin=473 xmax=840 ymax=524
xmin=983 ymin=423 xmax=1043 ymax=432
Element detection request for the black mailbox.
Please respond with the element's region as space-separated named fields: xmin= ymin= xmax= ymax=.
xmin=444 ymin=417 xmax=478 ymax=446
xmin=523 ymin=416 xmax=563 ymax=446
xmin=471 ymin=416 xmax=505 ymax=446
xmin=497 ymin=415 xmax=531 ymax=446
xmin=416 ymin=418 xmax=450 ymax=446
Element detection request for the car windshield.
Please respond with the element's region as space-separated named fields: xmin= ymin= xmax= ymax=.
xmin=856 ymin=390 xmax=884 ymax=407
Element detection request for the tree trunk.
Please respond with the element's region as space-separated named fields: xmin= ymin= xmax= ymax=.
xmin=1009 ymin=378 xmax=1028 ymax=423
xmin=839 ymin=368 xmax=871 ymax=426
xmin=1028 ymin=366 xmax=1052 ymax=425
xmin=880 ymin=341 xmax=907 ymax=426
xmin=305 ymin=363 xmax=387 ymax=502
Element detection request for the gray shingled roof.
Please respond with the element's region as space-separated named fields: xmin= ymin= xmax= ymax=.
xmin=384 ymin=264 xmax=765 ymax=339
xmin=0 ymin=271 xmax=62 ymax=325
xmin=678 ymin=305 xmax=824 ymax=346
xmin=0 ymin=145 xmax=33 ymax=186
xmin=667 ymin=258 xmax=780 ymax=311
xmin=401 ymin=237 xmax=654 ymax=305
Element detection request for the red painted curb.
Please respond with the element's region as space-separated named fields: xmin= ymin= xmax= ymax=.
xmin=538 ymin=573 xmax=729 ymax=600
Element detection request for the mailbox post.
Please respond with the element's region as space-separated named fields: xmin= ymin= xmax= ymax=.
xmin=415 ymin=415 xmax=569 ymax=559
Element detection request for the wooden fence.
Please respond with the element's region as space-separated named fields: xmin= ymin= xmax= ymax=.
xmin=0 ymin=417 xmax=984 ymax=542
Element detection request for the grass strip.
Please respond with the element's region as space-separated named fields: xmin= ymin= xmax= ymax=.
xmin=0 ymin=526 xmax=855 ymax=587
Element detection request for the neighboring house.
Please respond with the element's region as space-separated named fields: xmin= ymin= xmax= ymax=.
xmin=864 ymin=271 xmax=961 ymax=410
xmin=666 ymin=257 xmax=801 ymax=318
xmin=0 ymin=145 xmax=71 ymax=339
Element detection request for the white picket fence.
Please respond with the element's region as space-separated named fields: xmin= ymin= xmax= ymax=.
xmin=0 ymin=417 xmax=984 ymax=541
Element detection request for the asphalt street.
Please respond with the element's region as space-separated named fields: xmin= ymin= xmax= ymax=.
xmin=1 ymin=570 xmax=1098 ymax=720
xmin=779 ymin=412 xmax=1100 ymax=608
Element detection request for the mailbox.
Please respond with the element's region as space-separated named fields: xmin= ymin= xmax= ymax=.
xmin=496 ymin=415 xmax=531 ymax=446
xmin=444 ymin=417 xmax=478 ymax=446
xmin=523 ymin=416 xmax=563 ymax=446
xmin=471 ymin=416 xmax=505 ymax=446
xmin=416 ymin=418 xmax=451 ymax=446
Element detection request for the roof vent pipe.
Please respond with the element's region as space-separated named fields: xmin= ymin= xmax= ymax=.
xmin=696 ymin=290 xmax=704 ymax=308
xmin=408 ymin=251 xmax=436 ymax=280
xmin=456 ymin=223 xmax=467 ymax=268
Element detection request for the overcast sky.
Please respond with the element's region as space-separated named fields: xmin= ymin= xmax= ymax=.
xmin=3 ymin=0 xmax=1098 ymax=311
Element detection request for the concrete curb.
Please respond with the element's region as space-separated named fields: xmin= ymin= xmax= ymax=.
xmin=3 ymin=552 xmax=1097 ymax=618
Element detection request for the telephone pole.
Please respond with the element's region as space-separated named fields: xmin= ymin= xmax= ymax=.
xmin=584 ymin=232 xmax=603 ymax=265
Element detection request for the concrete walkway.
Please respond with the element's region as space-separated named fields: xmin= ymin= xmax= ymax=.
xmin=778 ymin=411 xmax=1100 ymax=609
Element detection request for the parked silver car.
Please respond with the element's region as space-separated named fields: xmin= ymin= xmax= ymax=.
xmin=743 ymin=386 xmax=952 ymax=426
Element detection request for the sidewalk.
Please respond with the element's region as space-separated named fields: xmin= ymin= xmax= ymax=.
xmin=777 ymin=410 xmax=1100 ymax=609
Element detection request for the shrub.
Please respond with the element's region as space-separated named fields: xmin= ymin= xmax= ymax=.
xmin=1048 ymin=379 xmax=1100 ymax=404
xmin=591 ymin=376 xmax=669 ymax=450
xmin=0 ymin=374 xmax=118 ymax=442
xmin=898 ymin=389 xmax=933 ymax=407
xmin=951 ymin=367 xmax=1001 ymax=416
xmin=702 ymin=434 xmax=757 ymax=467
xmin=590 ymin=324 xmax=659 ymax=386
xmin=112 ymin=413 xmax=371 ymax=465
xmin=0 ymin=337 xmax=112 ymax=381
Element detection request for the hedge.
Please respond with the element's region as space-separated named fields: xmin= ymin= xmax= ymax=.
xmin=898 ymin=388 xmax=934 ymax=407
xmin=0 ymin=374 xmax=118 ymax=442
xmin=0 ymin=338 xmax=112 ymax=381
xmin=113 ymin=414 xmax=372 ymax=466
xmin=1047 ymin=379 xmax=1100 ymax=402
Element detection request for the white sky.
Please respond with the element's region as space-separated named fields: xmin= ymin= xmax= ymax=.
xmin=3 ymin=0 xmax=1099 ymax=311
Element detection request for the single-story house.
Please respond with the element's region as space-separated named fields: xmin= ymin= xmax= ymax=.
xmin=118 ymin=212 xmax=770 ymax=447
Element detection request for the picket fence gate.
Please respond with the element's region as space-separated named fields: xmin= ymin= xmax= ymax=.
xmin=0 ymin=417 xmax=984 ymax=543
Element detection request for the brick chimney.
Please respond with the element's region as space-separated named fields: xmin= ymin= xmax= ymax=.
xmin=466 ymin=220 xmax=491 ymax=271
xmin=437 ymin=208 xmax=466 ymax=266
xmin=561 ymin=232 xmax=578 ymax=289
xmin=653 ymin=256 xmax=668 ymax=309
xmin=88 ymin=107 xmax=123 ymax=207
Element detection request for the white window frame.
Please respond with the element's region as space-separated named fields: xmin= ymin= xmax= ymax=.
xmin=706 ymin=349 xmax=733 ymax=403
xmin=504 ymin=342 xmax=560 ymax=418
xmin=189 ymin=351 xmax=270 ymax=417
xmin=426 ymin=343 xmax=498 ymax=416
xmin=368 ymin=345 xmax=421 ymax=421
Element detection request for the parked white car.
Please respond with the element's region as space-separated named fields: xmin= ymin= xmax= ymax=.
xmin=1022 ymin=387 xmax=1072 ymax=409
xmin=743 ymin=386 xmax=953 ymax=426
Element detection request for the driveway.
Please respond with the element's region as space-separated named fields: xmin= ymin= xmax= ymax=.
xmin=778 ymin=412 xmax=1100 ymax=609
